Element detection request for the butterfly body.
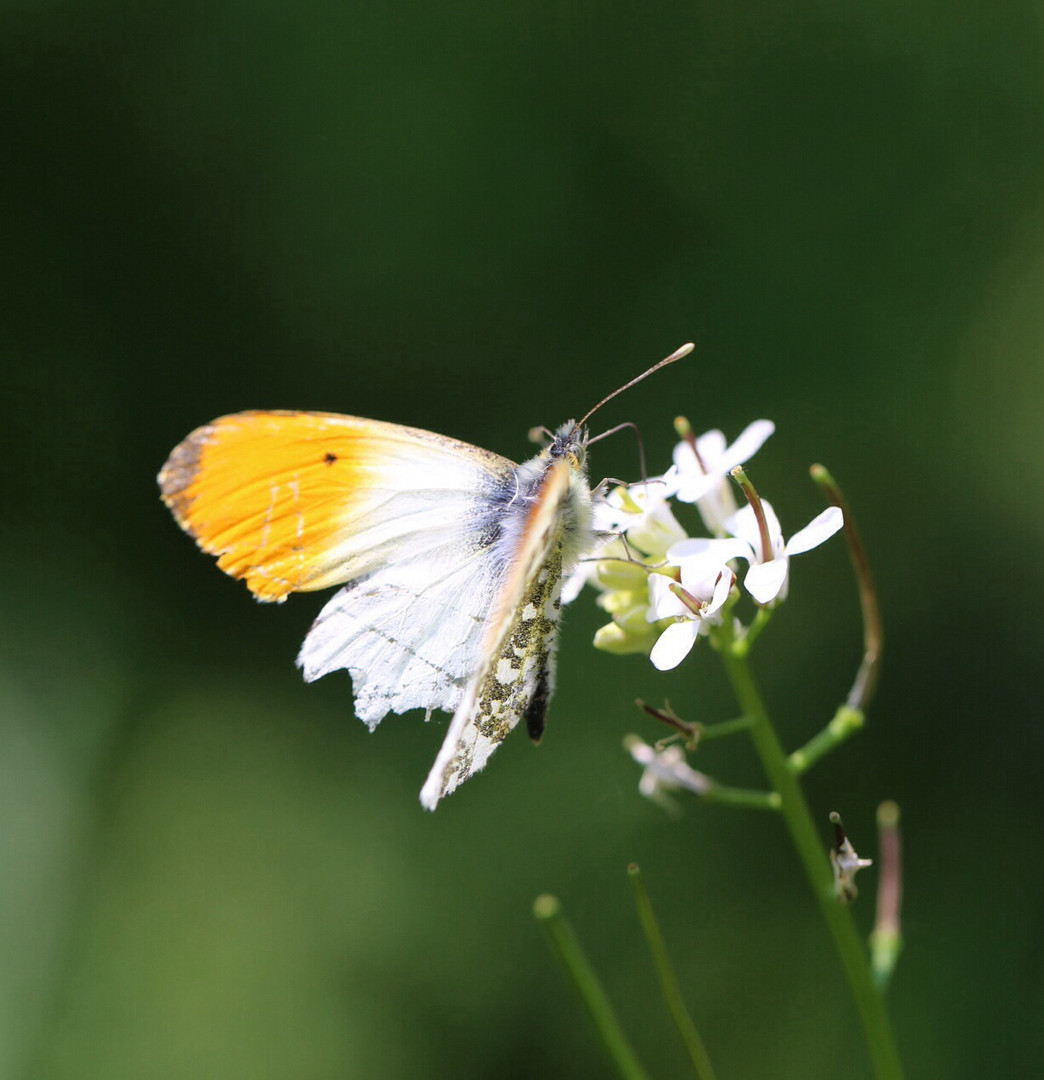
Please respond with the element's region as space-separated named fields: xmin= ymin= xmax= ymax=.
xmin=159 ymin=412 xmax=596 ymax=808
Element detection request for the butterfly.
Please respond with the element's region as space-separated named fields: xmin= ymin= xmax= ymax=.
xmin=158 ymin=344 xmax=691 ymax=809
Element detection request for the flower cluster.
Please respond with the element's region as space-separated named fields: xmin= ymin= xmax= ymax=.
xmin=624 ymin=735 xmax=711 ymax=812
xmin=579 ymin=418 xmax=844 ymax=672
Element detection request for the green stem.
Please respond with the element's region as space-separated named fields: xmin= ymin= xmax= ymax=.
xmin=734 ymin=606 xmax=773 ymax=656
xmin=628 ymin=865 xmax=719 ymax=1080
xmin=715 ymin=623 xmax=905 ymax=1080
xmin=703 ymin=782 xmax=780 ymax=812
xmin=787 ymin=705 xmax=865 ymax=775
xmin=697 ymin=715 xmax=755 ymax=741
xmin=534 ymin=895 xmax=653 ymax=1080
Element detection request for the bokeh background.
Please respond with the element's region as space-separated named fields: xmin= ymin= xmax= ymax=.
xmin=3 ymin=3 xmax=1041 ymax=1077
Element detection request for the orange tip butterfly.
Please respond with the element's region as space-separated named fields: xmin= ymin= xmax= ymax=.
xmin=158 ymin=343 xmax=692 ymax=809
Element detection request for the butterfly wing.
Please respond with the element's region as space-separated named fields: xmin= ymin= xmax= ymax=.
xmin=159 ymin=410 xmax=515 ymax=602
xmin=419 ymin=456 xmax=575 ymax=809
xmin=160 ymin=411 xmax=519 ymax=725
xmin=297 ymin=524 xmax=511 ymax=727
xmin=160 ymin=410 xmax=594 ymax=809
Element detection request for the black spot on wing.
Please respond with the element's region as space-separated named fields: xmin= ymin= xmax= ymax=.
xmin=524 ymin=664 xmax=552 ymax=743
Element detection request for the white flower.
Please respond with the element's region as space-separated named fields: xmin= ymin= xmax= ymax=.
xmin=595 ymin=480 xmax=688 ymax=558
xmin=647 ymin=543 xmax=738 ymax=671
xmin=626 ymin=736 xmax=710 ymax=808
xmin=718 ymin=500 xmax=844 ymax=604
xmin=564 ymin=480 xmax=686 ymax=605
xmin=665 ymin=421 xmax=774 ymax=534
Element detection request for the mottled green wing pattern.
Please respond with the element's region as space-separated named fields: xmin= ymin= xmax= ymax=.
xmin=419 ymin=461 xmax=573 ymax=810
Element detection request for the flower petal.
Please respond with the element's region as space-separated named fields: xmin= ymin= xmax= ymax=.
xmin=626 ymin=501 xmax=688 ymax=559
xmin=691 ymin=482 xmax=739 ymax=536
xmin=725 ymin=500 xmax=783 ymax=560
xmin=647 ymin=573 xmax=686 ymax=620
xmin=560 ymin=565 xmax=591 ymax=604
xmin=693 ymin=428 xmax=727 ymax=461
xmin=705 ymin=567 xmax=736 ymax=615
xmin=743 ymin=557 xmax=790 ymax=604
xmin=672 ymin=432 xmax=724 ymax=503
xmin=668 ymin=536 xmax=749 ymax=566
xmin=672 ymin=468 xmax=720 ymax=505
xmin=627 ymin=739 xmax=711 ymax=797
xmin=719 ymin=419 xmax=775 ymax=470
xmin=649 ymin=620 xmax=700 ymax=671
xmin=785 ymin=506 xmax=844 ymax=555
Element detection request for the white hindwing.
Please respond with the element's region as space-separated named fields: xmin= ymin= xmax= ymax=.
xmin=297 ymin=459 xmax=514 ymax=725
xmin=298 ymin=525 xmax=505 ymax=726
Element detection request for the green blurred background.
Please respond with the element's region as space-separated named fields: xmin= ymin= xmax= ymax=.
xmin=3 ymin=2 xmax=1041 ymax=1077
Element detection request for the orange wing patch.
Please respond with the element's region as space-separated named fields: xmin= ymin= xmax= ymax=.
xmin=158 ymin=411 xmax=510 ymax=602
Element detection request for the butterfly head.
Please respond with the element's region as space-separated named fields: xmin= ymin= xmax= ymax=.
xmin=546 ymin=421 xmax=589 ymax=471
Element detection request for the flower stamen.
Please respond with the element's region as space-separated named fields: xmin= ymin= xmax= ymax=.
xmin=637 ymin=699 xmax=700 ymax=743
xmin=730 ymin=466 xmax=774 ymax=565
xmin=673 ymin=415 xmax=709 ymax=473
xmin=669 ymin=582 xmax=705 ymax=617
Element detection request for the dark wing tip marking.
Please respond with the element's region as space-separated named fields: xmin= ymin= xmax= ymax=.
xmin=157 ymin=427 xmax=210 ymax=537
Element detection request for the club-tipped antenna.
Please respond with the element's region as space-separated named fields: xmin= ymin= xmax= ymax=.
xmin=571 ymin=342 xmax=693 ymax=437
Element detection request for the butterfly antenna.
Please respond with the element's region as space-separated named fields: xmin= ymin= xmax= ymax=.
xmin=571 ymin=342 xmax=693 ymax=436
xmin=587 ymin=420 xmax=649 ymax=484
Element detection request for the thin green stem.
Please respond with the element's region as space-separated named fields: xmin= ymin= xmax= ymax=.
xmin=703 ymin=782 xmax=781 ymax=812
xmin=714 ymin=622 xmax=905 ymax=1080
xmin=627 ymin=865 xmax=718 ymax=1080
xmin=734 ymin=606 xmax=773 ymax=656
xmin=787 ymin=705 xmax=866 ymax=775
xmin=810 ymin=464 xmax=883 ymax=710
xmin=534 ymin=895 xmax=653 ymax=1080
xmin=697 ymin=715 xmax=755 ymax=741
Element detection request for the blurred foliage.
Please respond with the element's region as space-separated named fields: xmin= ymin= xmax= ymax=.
xmin=2 ymin=1 xmax=1042 ymax=1077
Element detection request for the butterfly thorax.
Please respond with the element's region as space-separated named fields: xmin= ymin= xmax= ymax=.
xmin=504 ymin=421 xmax=595 ymax=570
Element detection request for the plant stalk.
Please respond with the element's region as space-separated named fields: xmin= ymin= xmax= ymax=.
xmin=716 ymin=625 xmax=904 ymax=1080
